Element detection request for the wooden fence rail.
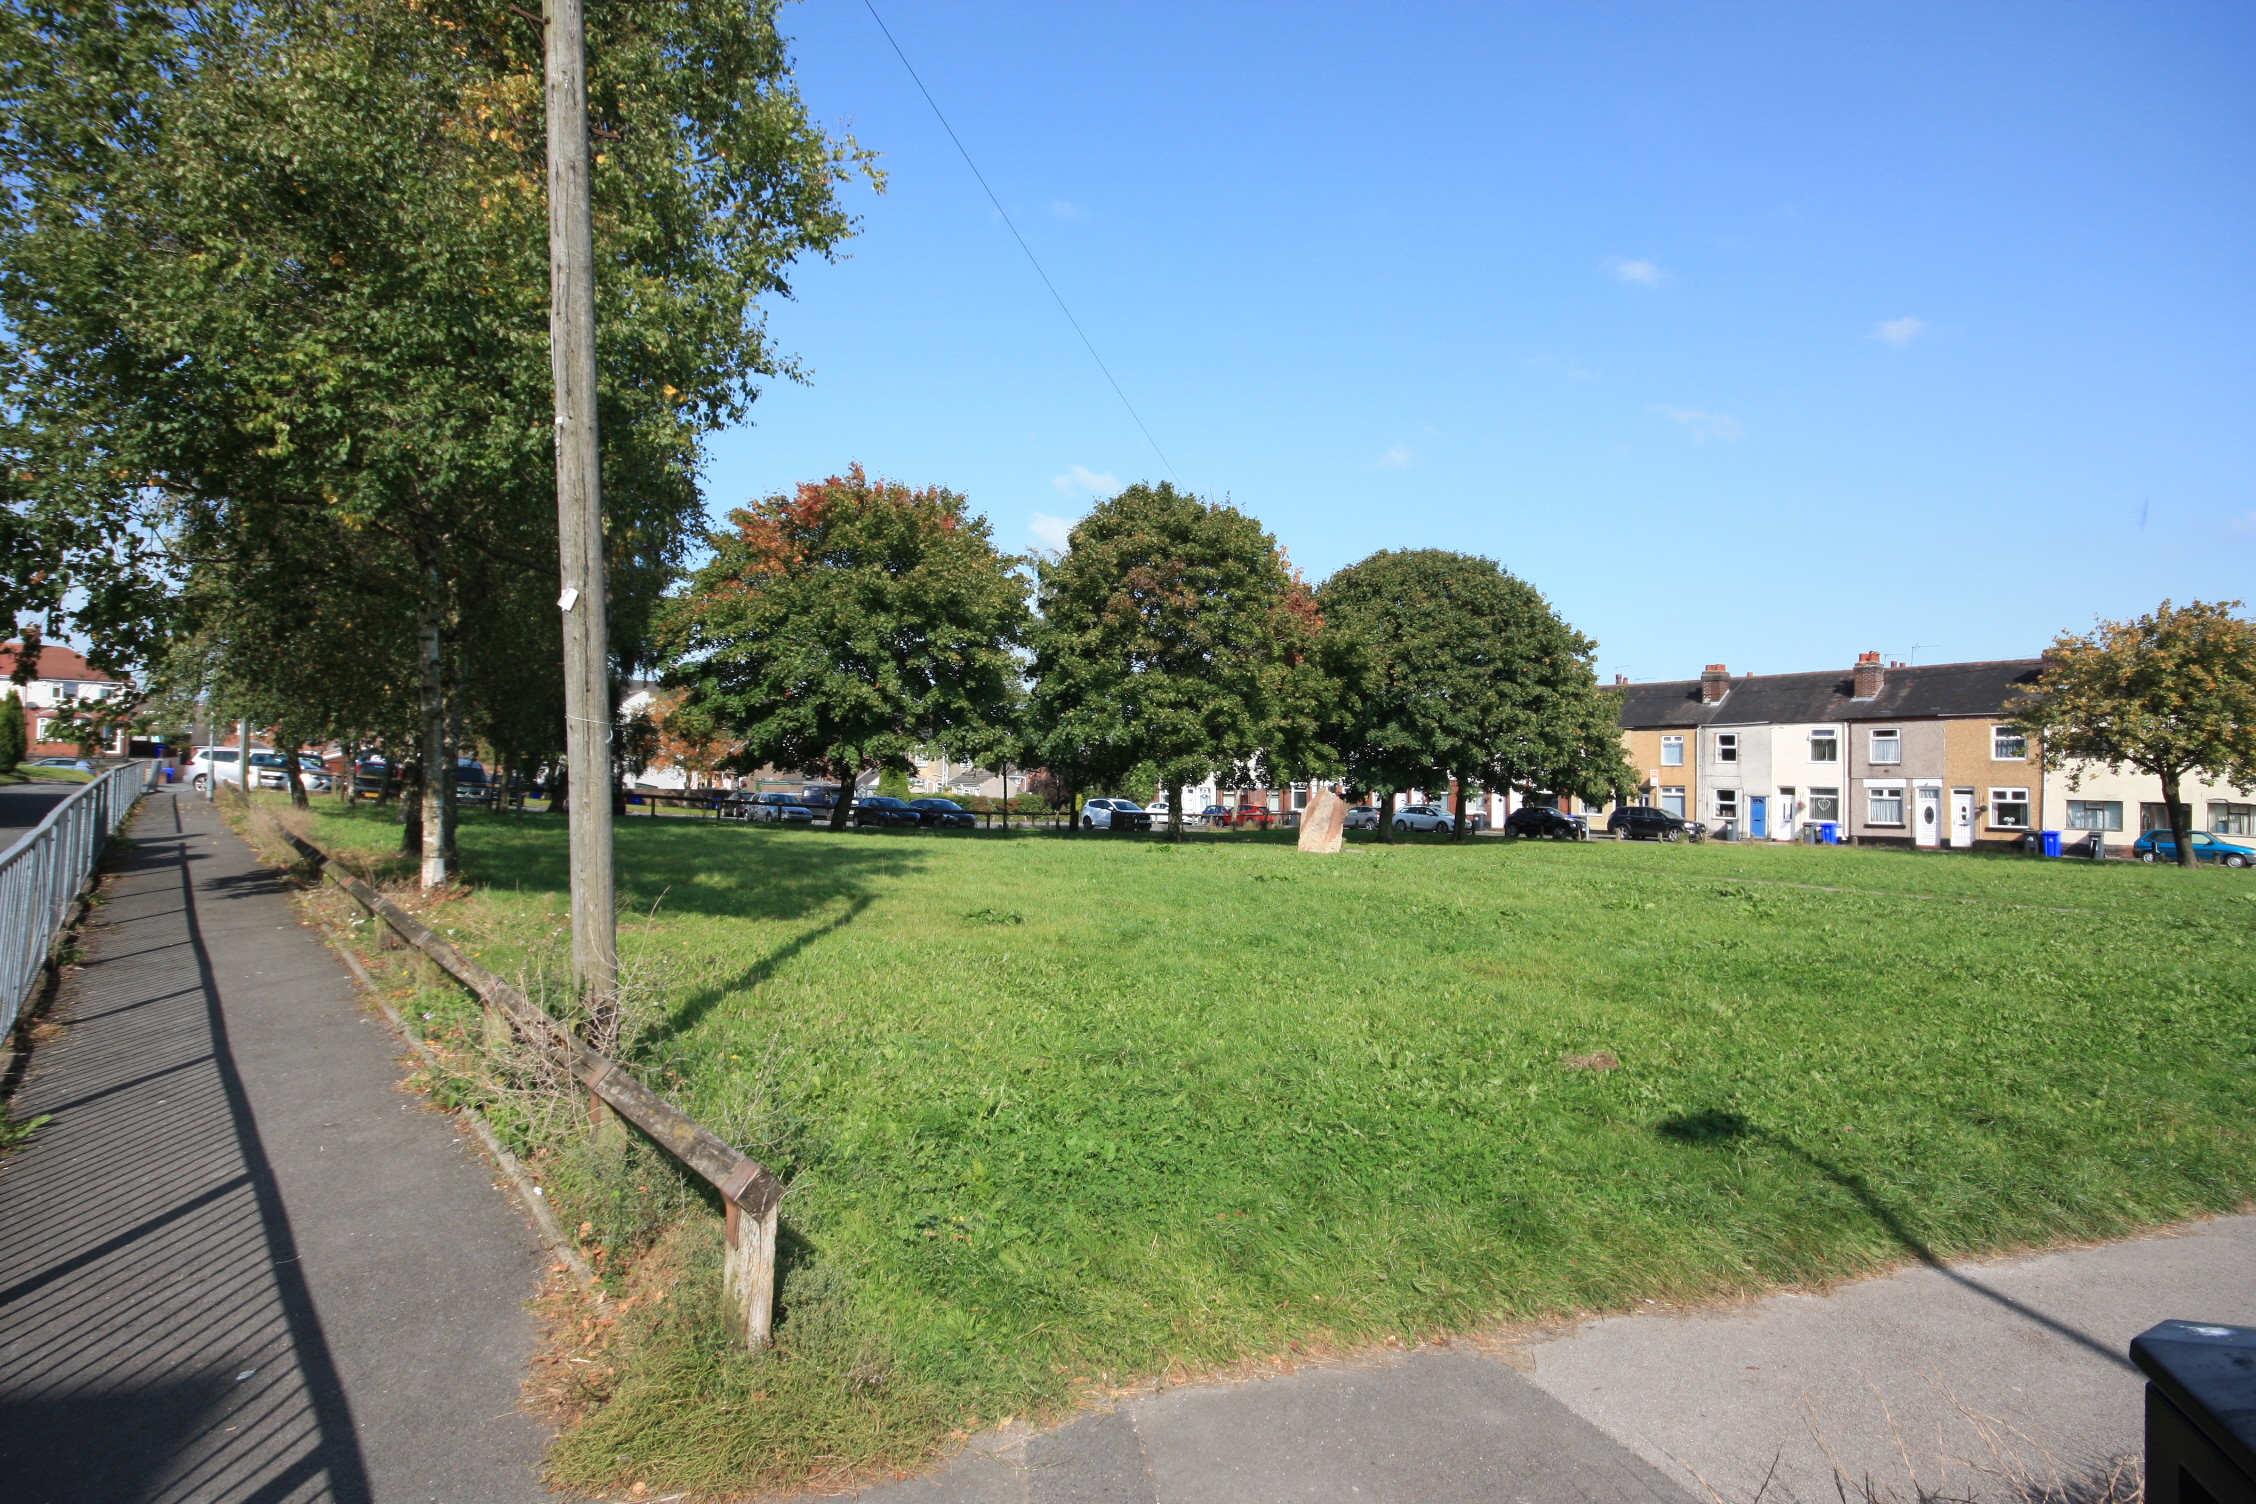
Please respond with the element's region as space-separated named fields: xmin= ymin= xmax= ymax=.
xmin=228 ymin=793 xmax=785 ymax=1348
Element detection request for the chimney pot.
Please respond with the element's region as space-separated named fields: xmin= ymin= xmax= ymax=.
xmin=1853 ymin=652 xmax=1886 ymax=699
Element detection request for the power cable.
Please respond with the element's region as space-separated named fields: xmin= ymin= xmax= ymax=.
xmin=860 ymin=1 xmax=1181 ymax=487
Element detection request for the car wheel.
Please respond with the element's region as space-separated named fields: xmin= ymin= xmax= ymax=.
xmin=191 ymin=775 xmax=208 ymax=793
xmin=1082 ymin=816 xmax=1094 ymax=829
xmin=1661 ymin=828 xmax=1678 ymax=843
xmin=2225 ymin=854 xmax=2250 ymax=869
xmin=2138 ymin=850 xmax=2158 ymax=863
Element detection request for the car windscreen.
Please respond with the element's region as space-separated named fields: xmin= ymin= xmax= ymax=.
xmin=1112 ymin=801 xmax=1144 ymax=811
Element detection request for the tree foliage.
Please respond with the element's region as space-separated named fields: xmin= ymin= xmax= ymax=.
xmin=0 ymin=689 xmax=22 ymax=768
xmin=2009 ymin=599 xmax=2256 ymax=868
xmin=1026 ymin=482 xmax=1322 ymax=836
xmin=659 ymin=467 xmax=1028 ymax=830
xmin=1318 ymin=550 xmax=1629 ymax=839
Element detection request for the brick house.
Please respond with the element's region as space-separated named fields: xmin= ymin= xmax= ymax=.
xmin=1 ymin=642 xmax=132 ymax=758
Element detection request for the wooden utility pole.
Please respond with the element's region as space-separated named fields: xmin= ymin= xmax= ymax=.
xmin=545 ymin=0 xmax=616 ymax=1005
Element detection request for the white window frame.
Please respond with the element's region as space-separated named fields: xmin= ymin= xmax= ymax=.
xmin=2212 ymin=802 xmax=2256 ymax=837
xmin=1713 ymin=788 xmax=1739 ymax=820
xmin=1660 ymin=734 xmax=1684 ymax=767
xmin=2065 ymin=800 xmax=2123 ymax=832
xmin=1866 ymin=781 xmax=1906 ymax=827
xmin=1991 ymin=726 xmax=2028 ymax=761
xmin=1869 ymin=729 xmax=1902 ymax=765
xmin=1808 ymin=729 xmax=1838 ymax=763
xmin=1807 ymin=786 xmax=1841 ymax=823
xmin=1714 ymin=733 xmax=1739 ymax=764
xmin=1989 ymin=788 xmax=2032 ymax=830
xmin=1659 ymin=785 xmax=1686 ymax=819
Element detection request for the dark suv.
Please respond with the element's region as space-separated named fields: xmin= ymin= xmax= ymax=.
xmin=1504 ymin=805 xmax=1586 ymax=840
xmin=1607 ymin=805 xmax=1703 ymax=843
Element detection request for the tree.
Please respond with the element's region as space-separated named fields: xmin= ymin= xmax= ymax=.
xmin=1027 ymin=483 xmax=1323 ymax=840
xmin=0 ymin=0 xmax=875 ymax=881
xmin=1318 ymin=550 xmax=1629 ymax=841
xmin=659 ymin=467 xmax=1029 ymax=831
xmin=2009 ymin=599 xmax=2256 ymax=869
xmin=0 ymin=689 xmax=22 ymax=768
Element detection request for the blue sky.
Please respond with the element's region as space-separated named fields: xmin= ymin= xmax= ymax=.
xmin=704 ymin=1 xmax=2256 ymax=682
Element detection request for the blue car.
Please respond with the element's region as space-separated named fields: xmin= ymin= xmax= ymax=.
xmin=2132 ymin=829 xmax=2254 ymax=868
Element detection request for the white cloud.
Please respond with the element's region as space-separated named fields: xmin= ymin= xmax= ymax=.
xmin=1608 ymin=258 xmax=1666 ymax=286
xmin=1873 ymin=316 xmax=1927 ymax=346
xmin=1652 ymin=405 xmax=1745 ymax=444
xmin=1028 ymin=513 xmax=1076 ymax=552
xmin=1048 ymin=198 xmax=1084 ymax=220
xmin=1050 ymin=464 xmax=1119 ymax=499
xmin=1376 ymin=444 xmax=1415 ymax=471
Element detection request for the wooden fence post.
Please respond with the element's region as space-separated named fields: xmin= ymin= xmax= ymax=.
xmin=723 ymin=1196 xmax=779 ymax=1349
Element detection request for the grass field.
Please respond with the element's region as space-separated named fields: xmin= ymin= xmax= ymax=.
xmin=276 ymin=800 xmax=2256 ymax=1495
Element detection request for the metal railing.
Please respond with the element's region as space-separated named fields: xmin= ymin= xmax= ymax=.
xmin=0 ymin=762 xmax=156 ymax=1035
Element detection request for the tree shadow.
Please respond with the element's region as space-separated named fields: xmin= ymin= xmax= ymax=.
xmin=1653 ymin=1109 xmax=2135 ymax=1373
xmin=651 ymin=895 xmax=875 ymax=1045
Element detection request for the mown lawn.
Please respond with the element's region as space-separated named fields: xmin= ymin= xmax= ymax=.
xmin=280 ymin=799 xmax=2256 ymax=1495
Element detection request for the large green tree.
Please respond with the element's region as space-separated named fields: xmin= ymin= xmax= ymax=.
xmin=659 ymin=467 xmax=1029 ymax=831
xmin=1318 ymin=550 xmax=1629 ymax=841
xmin=1026 ymin=483 xmax=1323 ymax=838
xmin=0 ymin=0 xmax=873 ymax=879
xmin=2009 ymin=599 xmax=2256 ymax=869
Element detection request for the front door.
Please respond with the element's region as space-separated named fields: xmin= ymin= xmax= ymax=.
xmin=1950 ymin=789 xmax=1976 ymax=848
xmin=1914 ymin=784 xmax=1943 ymax=848
xmin=1748 ymin=795 xmax=1767 ymax=840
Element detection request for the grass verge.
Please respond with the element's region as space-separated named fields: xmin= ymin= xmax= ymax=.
xmin=265 ymin=795 xmax=2256 ymax=1497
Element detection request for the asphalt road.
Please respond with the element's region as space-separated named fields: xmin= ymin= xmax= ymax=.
xmin=0 ymin=788 xmax=554 ymax=1503
xmin=0 ymin=782 xmax=78 ymax=847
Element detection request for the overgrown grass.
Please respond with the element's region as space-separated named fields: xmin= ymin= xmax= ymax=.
xmin=279 ymin=798 xmax=2256 ymax=1496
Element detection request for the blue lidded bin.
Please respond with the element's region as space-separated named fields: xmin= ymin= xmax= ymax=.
xmin=2041 ymin=830 xmax=2062 ymax=858
xmin=1819 ymin=821 xmax=1839 ymax=845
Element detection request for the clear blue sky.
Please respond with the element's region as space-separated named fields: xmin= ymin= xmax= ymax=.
xmin=704 ymin=1 xmax=2255 ymax=682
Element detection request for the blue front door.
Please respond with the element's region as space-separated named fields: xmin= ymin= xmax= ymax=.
xmin=1748 ymin=795 xmax=1767 ymax=839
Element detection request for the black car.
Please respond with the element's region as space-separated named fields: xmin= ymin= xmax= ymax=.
xmin=850 ymin=796 xmax=923 ymax=828
xmin=1607 ymin=804 xmax=1703 ymax=842
xmin=1504 ymin=805 xmax=1586 ymax=840
xmin=907 ymin=797 xmax=977 ymax=829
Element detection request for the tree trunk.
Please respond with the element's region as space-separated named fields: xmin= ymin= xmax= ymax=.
xmin=1000 ymin=763 xmax=1010 ymax=829
xmin=2162 ymin=768 xmax=2195 ymax=870
xmin=284 ymin=737 xmax=309 ymax=810
xmin=1451 ymin=777 xmax=1468 ymax=843
xmin=1171 ymin=782 xmax=1185 ymax=842
xmin=401 ymin=761 xmax=424 ymax=857
xmin=416 ymin=562 xmax=452 ymax=889
xmin=828 ymin=761 xmax=855 ymax=830
xmin=1379 ymin=790 xmax=1396 ymax=843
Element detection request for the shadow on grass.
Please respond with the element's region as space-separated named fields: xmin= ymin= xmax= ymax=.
xmin=1655 ymin=1109 xmax=2135 ymax=1372
xmin=654 ymin=894 xmax=875 ymax=1045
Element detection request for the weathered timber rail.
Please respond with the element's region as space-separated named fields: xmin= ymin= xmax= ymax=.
xmin=227 ymin=792 xmax=785 ymax=1348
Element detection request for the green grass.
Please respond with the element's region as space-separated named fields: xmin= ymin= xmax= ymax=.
xmin=282 ymin=799 xmax=2256 ymax=1495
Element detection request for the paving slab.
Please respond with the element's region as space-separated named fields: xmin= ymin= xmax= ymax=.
xmin=0 ymin=788 xmax=553 ymax=1503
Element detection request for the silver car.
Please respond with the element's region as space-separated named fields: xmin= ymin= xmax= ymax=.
xmin=727 ymin=791 xmax=813 ymax=824
xmin=1392 ymin=803 xmax=1456 ymax=833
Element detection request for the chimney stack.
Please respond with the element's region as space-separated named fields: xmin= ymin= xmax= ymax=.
xmin=1853 ymin=651 xmax=1884 ymax=699
xmin=1614 ymin=673 xmax=1628 ymax=686
xmin=1700 ymin=664 xmax=1730 ymax=704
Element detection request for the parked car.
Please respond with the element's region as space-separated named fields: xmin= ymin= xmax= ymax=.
xmin=1608 ymin=805 xmax=1704 ymax=842
xmin=1504 ymin=805 xmax=1586 ymax=840
xmin=24 ymin=755 xmax=83 ymax=768
xmin=2133 ymin=829 xmax=2254 ymax=868
xmin=908 ymin=797 xmax=977 ymax=829
xmin=850 ymin=796 xmax=922 ymax=828
xmin=1392 ymin=803 xmax=1455 ymax=833
xmin=1195 ymin=804 xmax=1232 ymax=828
xmin=727 ymin=791 xmax=813 ymax=824
xmin=187 ymin=745 xmax=254 ymax=792
xmin=1081 ymin=797 xmax=1152 ymax=831
xmin=1342 ymin=804 xmax=1380 ymax=831
xmin=1222 ymin=804 xmax=1278 ymax=829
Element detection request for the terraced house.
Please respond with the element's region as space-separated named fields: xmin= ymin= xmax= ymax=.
xmin=1612 ymin=654 xmax=2050 ymax=850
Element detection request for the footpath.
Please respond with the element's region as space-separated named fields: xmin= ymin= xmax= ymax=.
xmin=0 ymin=787 xmax=553 ymax=1503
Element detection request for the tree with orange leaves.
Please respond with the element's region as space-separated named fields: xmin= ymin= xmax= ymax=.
xmin=658 ymin=467 xmax=1027 ymax=829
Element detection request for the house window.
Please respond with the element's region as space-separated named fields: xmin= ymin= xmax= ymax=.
xmin=2141 ymin=802 xmax=2192 ymax=832
xmin=1715 ymin=733 xmax=1738 ymax=764
xmin=2212 ymin=803 xmax=2255 ymax=836
xmin=1659 ymin=786 xmax=1686 ymax=818
xmin=1992 ymin=726 xmax=2028 ymax=760
xmin=1809 ymin=730 xmax=1838 ymax=762
xmin=1292 ymin=784 xmax=1309 ymax=810
xmin=1869 ymin=729 xmax=1901 ymax=764
xmin=34 ymin=717 xmax=54 ymax=742
xmin=1714 ymin=789 xmax=1739 ymax=821
xmin=1808 ymin=787 xmax=1840 ymax=822
xmin=2065 ymin=800 xmax=2122 ymax=832
xmin=1990 ymin=789 xmax=2031 ymax=830
xmin=1660 ymin=735 xmax=1684 ymax=767
xmin=1867 ymin=784 xmax=1905 ymax=826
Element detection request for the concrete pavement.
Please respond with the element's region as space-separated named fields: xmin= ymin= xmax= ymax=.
xmin=0 ymin=788 xmax=553 ymax=1503
xmin=854 ymin=1215 xmax=2250 ymax=1503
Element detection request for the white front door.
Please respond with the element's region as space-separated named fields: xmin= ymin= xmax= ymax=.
xmin=1914 ymin=783 xmax=1943 ymax=848
xmin=1950 ymin=789 xmax=1976 ymax=848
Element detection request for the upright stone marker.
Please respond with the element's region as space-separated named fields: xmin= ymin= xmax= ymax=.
xmin=1298 ymin=787 xmax=1347 ymax=854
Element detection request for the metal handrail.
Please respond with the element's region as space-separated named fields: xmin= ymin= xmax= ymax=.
xmin=0 ymin=762 xmax=156 ymax=1034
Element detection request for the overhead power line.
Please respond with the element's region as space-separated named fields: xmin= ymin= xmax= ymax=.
xmin=860 ymin=0 xmax=1181 ymax=487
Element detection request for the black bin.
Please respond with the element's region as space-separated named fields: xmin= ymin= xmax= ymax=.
xmin=2132 ymin=1320 xmax=2256 ymax=1504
